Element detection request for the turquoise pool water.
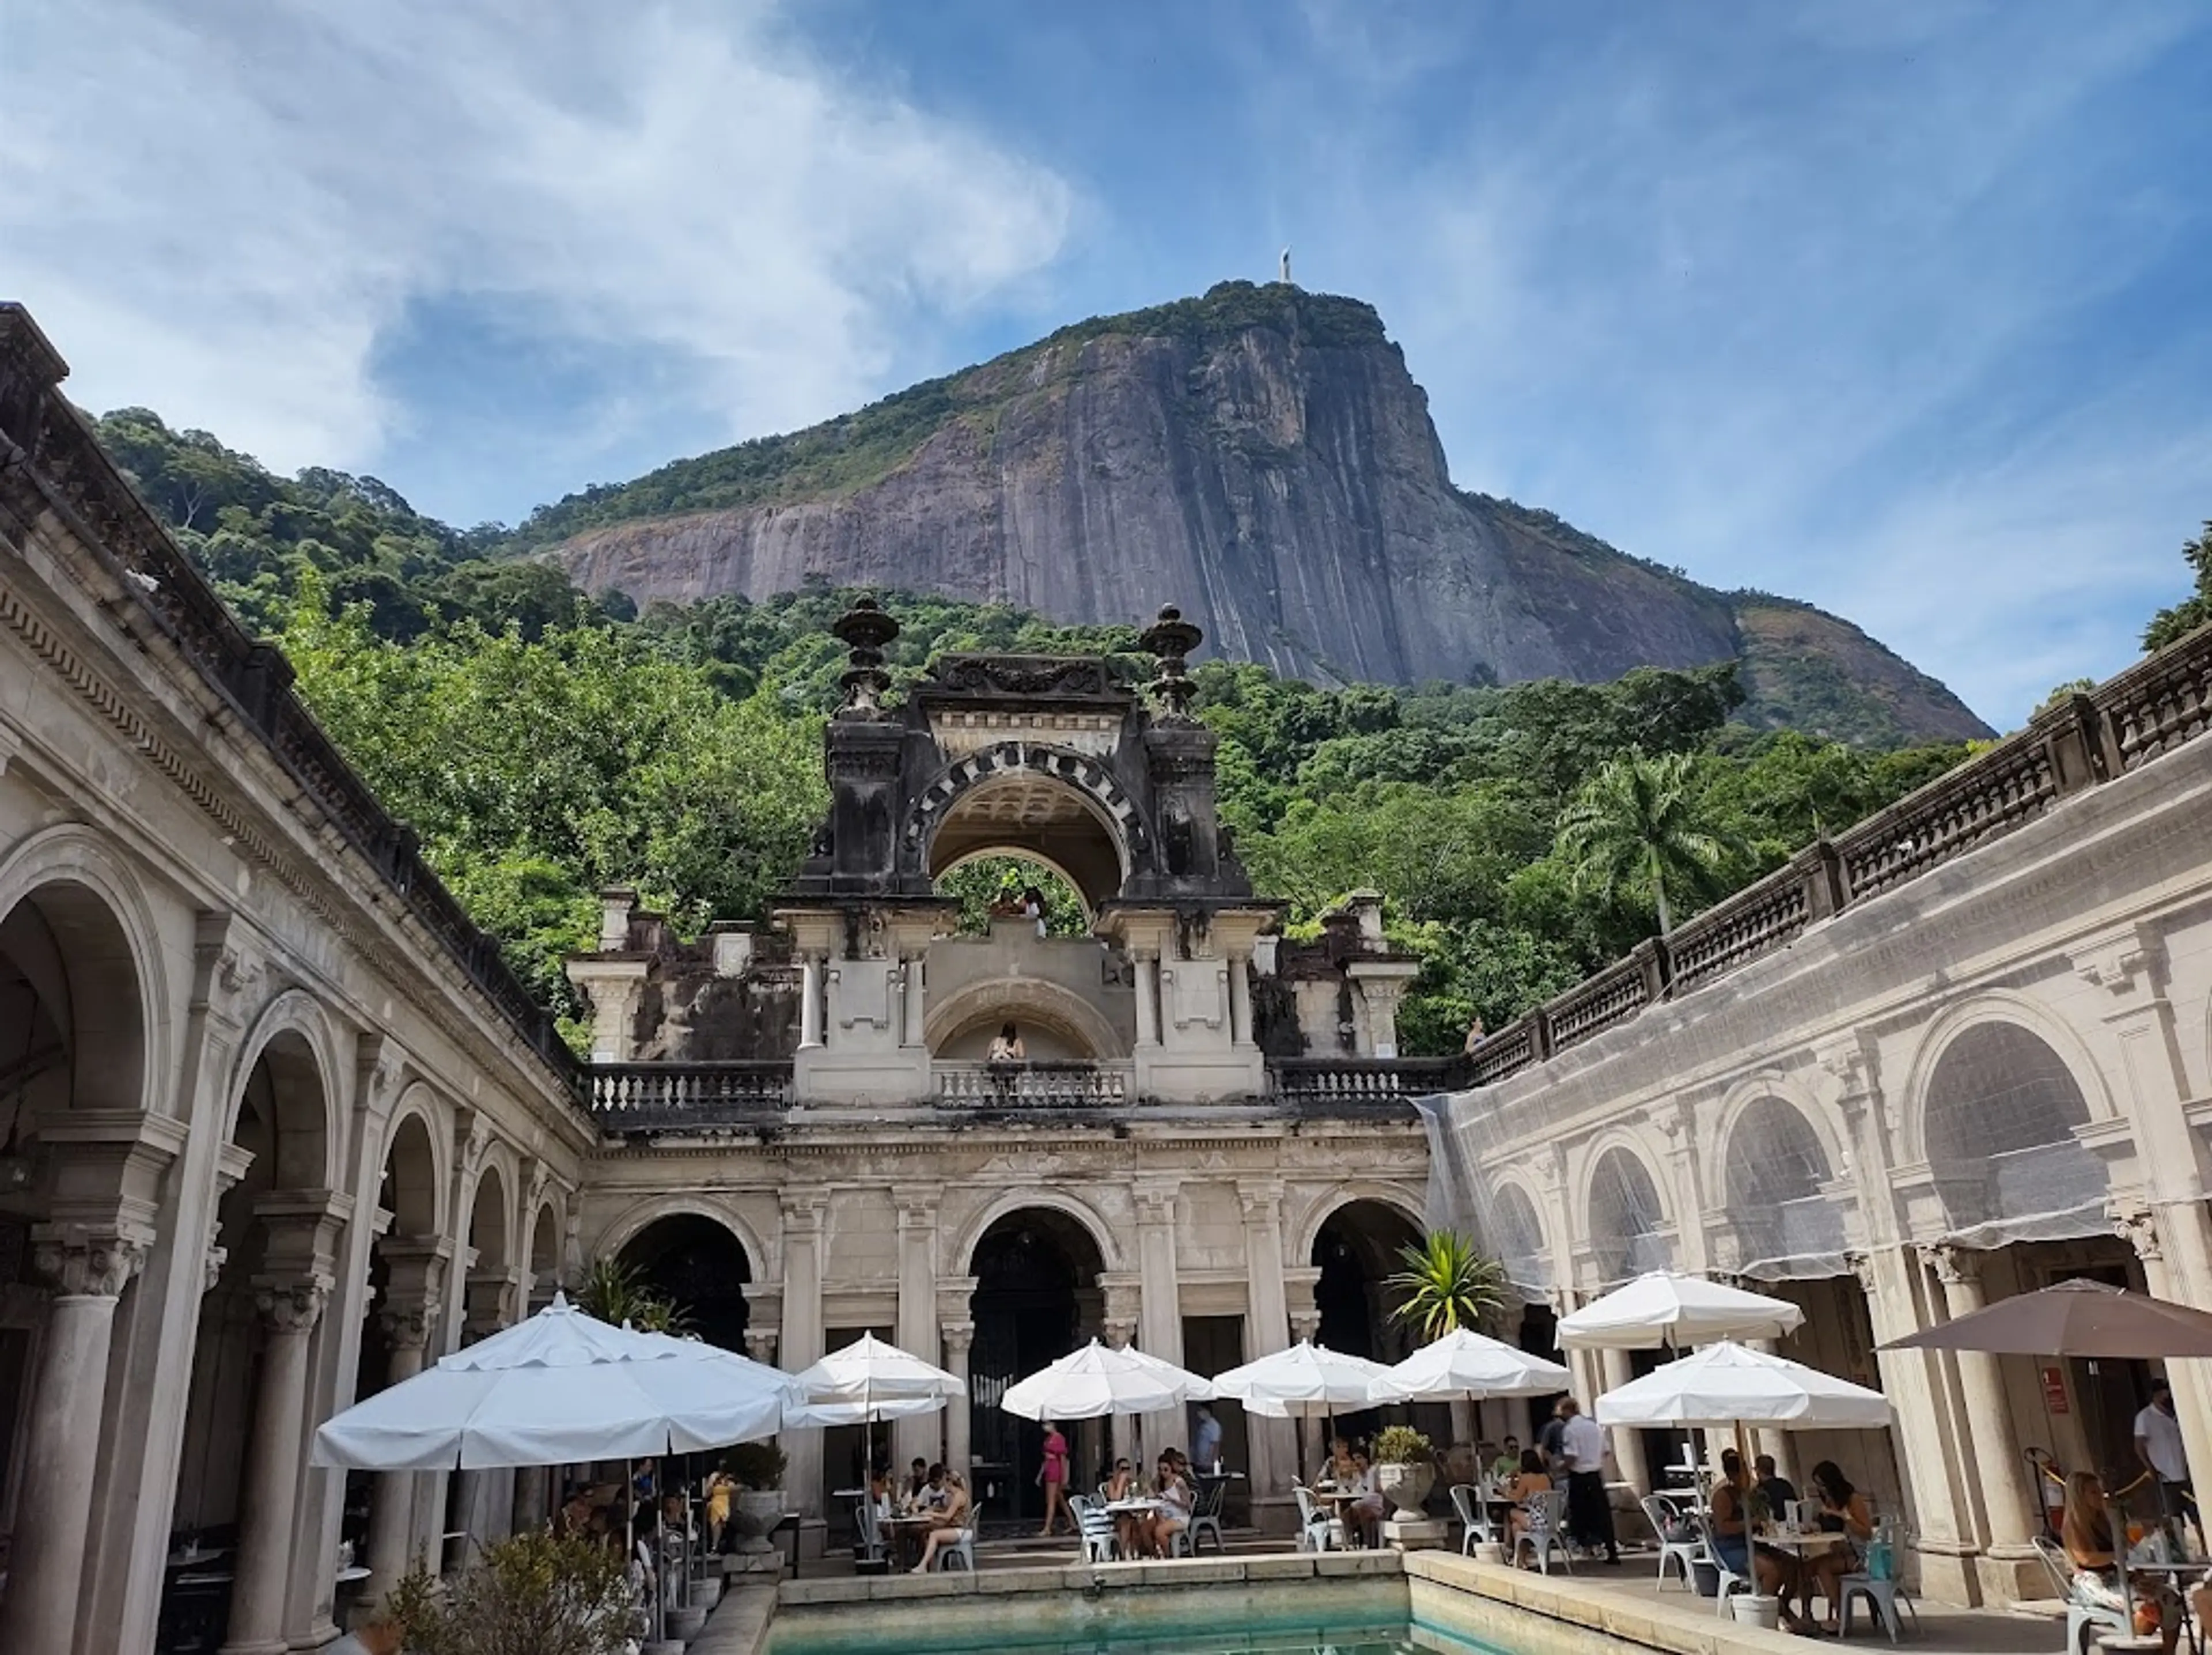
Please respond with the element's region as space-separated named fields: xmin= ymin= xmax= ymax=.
xmin=766 ymin=1609 xmax=1497 ymax=1655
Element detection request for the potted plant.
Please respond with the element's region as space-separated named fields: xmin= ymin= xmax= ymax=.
xmin=725 ymin=1440 xmax=789 ymax=1551
xmin=1372 ymin=1425 xmax=1436 ymax=1521
xmin=385 ymin=1532 xmax=636 ymax=1654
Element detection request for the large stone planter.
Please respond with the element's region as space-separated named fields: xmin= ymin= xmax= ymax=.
xmin=733 ymin=1489 xmax=785 ymax=1555
xmin=1374 ymin=1460 xmax=1435 ymax=1522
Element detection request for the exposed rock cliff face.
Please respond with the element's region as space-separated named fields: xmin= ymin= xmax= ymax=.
xmin=538 ymin=283 xmax=1990 ymax=742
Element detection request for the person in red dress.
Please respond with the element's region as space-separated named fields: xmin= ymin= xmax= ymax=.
xmin=1039 ymin=1419 xmax=1074 ymax=1537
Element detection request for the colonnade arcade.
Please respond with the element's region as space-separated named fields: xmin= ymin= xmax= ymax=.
xmin=0 ymin=857 xmax=581 ymax=1655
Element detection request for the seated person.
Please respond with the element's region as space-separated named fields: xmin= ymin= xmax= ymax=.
xmin=1491 ymin=1437 xmax=1522 ymax=1486
xmin=910 ymin=1472 xmax=972 ymax=1573
xmin=1138 ymin=1454 xmax=1195 ymax=1558
xmin=904 ymin=1457 xmax=930 ymax=1507
xmin=1503 ymin=1448 xmax=1554 ymax=1562
xmin=918 ymin=1464 xmax=950 ymax=1512
xmin=1805 ymin=1460 xmax=1878 ymax=1637
xmin=1325 ymin=1436 xmax=1357 ymax=1490
xmin=2065 ymin=1469 xmax=2180 ymax=1655
xmin=1104 ymin=1457 xmax=1141 ymax=1553
xmin=1753 ymin=1453 xmax=1798 ymax=1521
xmin=1346 ymin=1452 xmax=1387 ymax=1548
xmin=1707 ymin=1448 xmax=1753 ymax=1584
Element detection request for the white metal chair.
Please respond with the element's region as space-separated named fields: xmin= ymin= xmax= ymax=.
xmin=1639 ymin=1493 xmax=1701 ymax=1590
xmin=1449 ymin=1484 xmax=1491 ymax=1554
xmin=1069 ymin=1494 xmax=1119 ymax=1564
xmin=1189 ymin=1477 xmax=1228 ymax=1554
xmin=1514 ymin=1489 xmax=1573 ymax=1576
xmin=1836 ymin=1571 xmax=1920 ymax=1642
xmin=2033 ymin=1536 xmax=2129 ymax=1655
xmin=933 ymin=1527 xmax=977 ymax=1571
xmin=1294 ymin=1486 xmax=1342 ymax=1553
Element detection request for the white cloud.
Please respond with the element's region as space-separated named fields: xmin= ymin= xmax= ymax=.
xmin=0 ymin=0 xmax=1071 ymax=474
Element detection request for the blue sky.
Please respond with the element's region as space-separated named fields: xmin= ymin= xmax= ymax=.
xmin=5 ymin=1 xmax=2209 ymax=728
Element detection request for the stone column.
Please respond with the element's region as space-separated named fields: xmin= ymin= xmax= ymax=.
xmin=798 ymin=955 xmax=825 ymax=1050
xmin=455 ymin=1270 xmax=522 ymax=1548
xmin=1922 ymin=1244 xmax=2039 ymax=1586
xmin=779 ymin=1193 xmax=828 ymax=1516
xmin=363 ymin=1250 xmax=448 ymax=1601
xmin=2114 ymin=1206 xmax=2212 ymax=1494
xmin=894 ymin=1190 xmax=942 ymax=1468
xmin=941 ymin=1321 xmax=975 ymax=1474
xmin=900 ymin=955 xmax=927 ymax=1048
xmin=221 ymin=1276 xmax=331 ymax=1655
xmin=1132 ymin=952 xmax=1161 ymax=1049
xmin=1237 ymin=1180 xmax=1298 ymax=1509
xmin=0 ymin=1228 xmax=147 ymax=1655
xmin=1596 ymin=1346 xmax=1651 ymax=1494
xmin=1132 ymin=1180 xmax=1184 ymax=1365
xmin=1227 ymin=952 xmax=1254 ymax=1047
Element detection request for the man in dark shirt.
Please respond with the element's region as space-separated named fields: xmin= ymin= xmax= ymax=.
xmin=1754 ymin=1453 xmax=1799 ymax=1521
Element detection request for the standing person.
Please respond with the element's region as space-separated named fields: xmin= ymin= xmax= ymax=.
xmin=1537 ymin=1399 xmax=1570 ymax=1474
xmin=1192 ymin=1406 xmax=1224 ymax=1473
xmin=1556 ymin=1398 xmax=1619 ymax=1564
xmin=2137 ymin=1383 xmax=2199 ymax=1543
xmin=704 ymin=1468 xmax=736 ymax=1555
xmin=1038 ymin=1419 xmax=1074 ymax=1537
xmin=1462 ymin=1015 xmax=1487 ymax=1054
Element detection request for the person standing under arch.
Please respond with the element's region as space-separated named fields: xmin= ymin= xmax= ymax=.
xmin=1038 ymin=1418 xmax=1074 ymax=1537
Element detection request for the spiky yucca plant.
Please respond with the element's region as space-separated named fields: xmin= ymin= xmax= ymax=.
xmin=574 ymin=1255 xmax=690 ymax=1335
xmin=1385 ymin=1230 xmax=1506 ymax=1342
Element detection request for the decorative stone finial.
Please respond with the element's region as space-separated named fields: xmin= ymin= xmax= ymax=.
xmin=1139 ymin=603 xmax=1203 ymax=720
xmin=831 ymin=595 xmax=900 ymax=715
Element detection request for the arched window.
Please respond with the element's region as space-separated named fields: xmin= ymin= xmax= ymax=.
xmin=1923 ymin=1022 xmax=2106 ymax=1241
xmin=1486 ymin=1184 xmax=1552 ymax=1295
xmin=1587 ymin=1146 xmax=1671 ymax=1286
xmin=1726 ymin=1098 xmax=1846 ymax=1275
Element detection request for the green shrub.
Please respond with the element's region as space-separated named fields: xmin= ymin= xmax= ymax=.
xmin=1373 ymin=1425 xmax=1434 ymax=1465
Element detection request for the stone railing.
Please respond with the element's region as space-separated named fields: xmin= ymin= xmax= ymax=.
xmin=0 ymin=305 xmax=587 ymax=1106
xmin=1269 ymin=1055 xmax=1472 ymax=1105
xmin=1458 ymin=620 xmax=2212 ymax=1088
xmin=589 ymin=1062 xmax=793 ymax=1130
xmin=934 ymin=1061 xmax=1132 ymax=1108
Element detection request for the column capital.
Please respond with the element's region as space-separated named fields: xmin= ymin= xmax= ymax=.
xmin=1100 ymin=1317 xmax=1137 ymax=1350
xmin=743 ymin=1328 xmax=780 ymax=1365
xmin=1288 ymin=1308 xmax=1322 ymax=1343
xmin=780 ymin=1188 xmax=829 ymax=1233
xmin=1917 ymin=1240 xmax=1980 ymax=1287
xmin=940 ymin=1319 xmax=975 ymax=1358
xmin=2115 ymin=1205 xmax=2164 ymax=1262
xmin=1236 ymin=1177 xmax=1284 ymax=1222
xmin=895 ymin=1187 xmax=944 ymax=1228
xmin=1846 ymin=1249 xmax=1880 ymax=1294
xmin=31 ymin=1224 xmax=150 ymax=1298
xmin=1132 ymin=1179 xmax=1180 ymax=1223
xmin=376 ymin=1241 xmax=450 ymax=1351
xmin=464 ymin=1266 xmax=526 ymax=1342
xmin=254 ymin=1274 xmax=332 ymax=1335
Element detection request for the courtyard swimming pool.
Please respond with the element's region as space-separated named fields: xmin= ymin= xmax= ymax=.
xmin=762 ymin=1573 xmax=1506 ymax=1655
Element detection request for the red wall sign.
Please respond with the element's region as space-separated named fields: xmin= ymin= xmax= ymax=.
xmin=2042 ymin=1366 xmax=2071 ymax=1414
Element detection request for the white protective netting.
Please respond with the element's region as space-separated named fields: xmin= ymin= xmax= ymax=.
xmin=1416 ymin=1016 xmax=2113 ymax=1293
xmin=1922 ymin=1022 xmax=2109 ymax=1249
xmin=1726 ymin=1096 xmax=1849 ymax=1280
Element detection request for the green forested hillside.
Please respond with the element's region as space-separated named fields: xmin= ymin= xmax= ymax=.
xmin=100 ymin=408 xmax=2003 ymax=1051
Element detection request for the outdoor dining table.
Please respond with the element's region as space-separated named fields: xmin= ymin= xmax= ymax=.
xmin=2127 ymin=1556 xmax=2211 ymax=1655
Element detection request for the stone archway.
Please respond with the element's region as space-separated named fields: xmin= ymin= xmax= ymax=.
xmin=618 ymin=1213 xmax=752 ymax=1354
xmin=1919 ymin=1020 xmax=2107 ymax=1241
xmin=916 ymin=745 xmax=1146 ymax=913
xmin=1722 ymin=1096 xmax=1846 ymax=1275
xmin=966 ymin=1207 xmax=1106 ymax=1523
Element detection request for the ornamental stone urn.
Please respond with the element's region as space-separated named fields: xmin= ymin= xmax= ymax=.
xmin=1374 ymin=1459 xmax=1435 ymax=1522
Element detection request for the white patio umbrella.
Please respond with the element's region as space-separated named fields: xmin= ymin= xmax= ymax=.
xmin=786 ymin=1334 xmax=965 ymax=1463
xmin=999 ymin=1339 xmax=1211 ymax=1421
xmin=1558 ymin=1271 xmax=1805 ymax=1351
xmin=310 ymin=1293 xmax=798 ymax=1470
xmin=1594 ymin=1340 xmax=1891 ymax=1431
xmin=1211 ymin=1339 xmax=1402 ymax=1419
xmin=1373 ymin=1327 xmax=1574 ymax=1404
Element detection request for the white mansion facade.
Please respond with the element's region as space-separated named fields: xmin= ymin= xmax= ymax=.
xmin=5 ymin=292 xmax=2212 ymax=1654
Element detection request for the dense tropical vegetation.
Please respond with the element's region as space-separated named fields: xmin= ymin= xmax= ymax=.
xmin=97 ymin=409 xmax=2203 ymax=1060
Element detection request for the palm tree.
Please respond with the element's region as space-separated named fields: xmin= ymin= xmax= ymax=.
xmin=1386 ymin=1230 xmax=1506 ymax=1342
xmin=574 ymin=1255 xmax=690 ymax=1335
xmin=1554 ymin=749 xmax=1737 ymax=937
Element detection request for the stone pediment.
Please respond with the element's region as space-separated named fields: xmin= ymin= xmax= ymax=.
xmin=917 ymin=653 xmax=1132 ymax=707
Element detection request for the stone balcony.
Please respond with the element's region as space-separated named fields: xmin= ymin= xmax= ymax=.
xmin=584 ymin=1053 xmax=1463 ymax=1134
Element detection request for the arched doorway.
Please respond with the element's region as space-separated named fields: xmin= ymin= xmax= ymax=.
xmin=967 ymin=1209 xmax=1104 ymax=1524
xmin=617 ymin=1214 xmax=751 ymax=1353
xmin=1310 ymin=1199 xmax=1425 ymax=1445
xmin=171 ymin=1024 xmax=335 ymax=1650
xmin=0 ymin=877 xmax=149 ymax=1652
xmin=925 ymin=763 xmax=1132 ymax=915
